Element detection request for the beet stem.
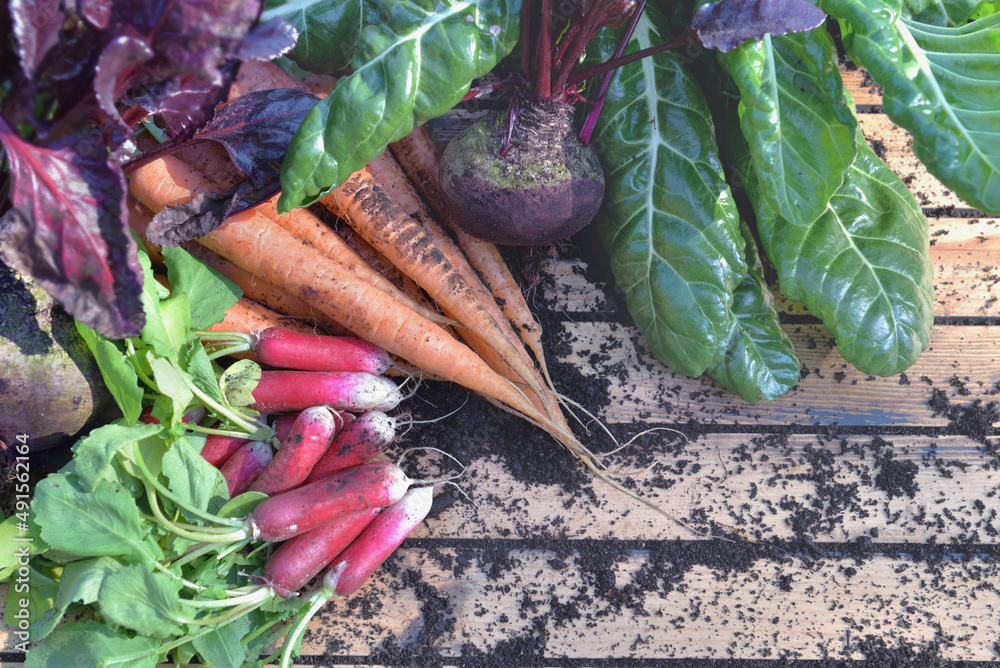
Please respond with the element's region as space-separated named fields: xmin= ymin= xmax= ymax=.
xmin=552 ymin=0 xmax=619 ymax=95
xmin=578 ymin=0 xmax=649 ymax=146
xmin=535 ymin=0 xmax=553 ymax=100
xmin=521 ymin=0 xmax=534 ymax=80
xmin=568 ymin=28 xmax=698 ymax=87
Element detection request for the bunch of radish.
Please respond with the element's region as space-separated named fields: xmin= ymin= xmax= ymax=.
xmin=149 ymin=325 xmax=451 ymax=666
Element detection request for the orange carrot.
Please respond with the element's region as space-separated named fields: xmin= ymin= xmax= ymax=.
xmin=126 ymin=196 xmax=165 ymax=265
xmin=228 ymin=60 xmax=310 ymax=100
xmin=128 ymin=155 xmax=544 ymax=424
xmin=322 ymin=167 xmax=554 ymax=415
xmin=208 ymin=298 xmax=328 ymax=338
xmin=390 ymin=127 xmax=553 ymax=387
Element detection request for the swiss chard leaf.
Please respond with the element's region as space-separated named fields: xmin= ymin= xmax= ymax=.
xmin=723 ymin=27 xmax=857 ymax=227
xmin=753 ymin=131 xmax=934 ymax=376
xmin=707 ymin=222 xmax=800 ymax=402
xmin=23 ymin=620 xmax=161 ymax=668
xmin=0 ymin=121 xmax=145 ymax=338
xmin=819 ymin=0 xmax=1000 ymax=213
xmin=902 ymin=0 xmax=984 ymax=26
xmin=589 ymin=6 xmax=747 ymax=377
xmin=263 ymin=0 xmax=366 ymax=74
xmin=278 ymin=0 xmax=520 ymax=211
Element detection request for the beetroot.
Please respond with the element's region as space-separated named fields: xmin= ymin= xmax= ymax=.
xmin=438 ymin=103 xmax=605 ymax=246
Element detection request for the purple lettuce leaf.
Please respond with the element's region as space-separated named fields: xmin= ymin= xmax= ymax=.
xmin=193 ymin=88 xmax=319 ymax=187
xmin=9 ymin=0 xmax=66 ymax=80
xmin=145 ymin=179 xmax=278 ymax=246
xmin=0 ymin=116 xmax=144 ymax=338
xmin=234 ymin=16 xmax=299 ymax=62
xmin=692 ymin=0 xmax=828 ymax=52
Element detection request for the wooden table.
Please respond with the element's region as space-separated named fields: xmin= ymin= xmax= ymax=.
xmin=3 ymin=69 xmax=1000 ymax=667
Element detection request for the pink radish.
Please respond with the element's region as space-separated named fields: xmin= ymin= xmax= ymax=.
xmin=304 ymin=411 xmax=397 ymax=483
xmin=201 ymin=434 xmax=250 ymax=467
xmin=250 ymin=407 xmax=341 ymax=495
xmin=254 ymin=327 xmax=392 ymax=374
xmin=272 ymin=411 xmax=355 ymax=445
xmin=247 ymin=460 xmax=412 ymax=542
xmin=249 ymin=371 xmax=402 ymax=413
xmin=257 ymin=507 xmax=382 ymax=598
xmin=328 ymin=485 xmax=434 ymax=597
xmin=220 ymin=441 xmax=273 ymax=497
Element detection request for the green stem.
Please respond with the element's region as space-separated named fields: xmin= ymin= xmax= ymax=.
xmin=153 ymin=561 xmax=209 ymax=592
xmin=131 ymin=447 xmax=246 ymax=528
xmin=184 ymin=376 xmax=265 ymax=437
xmin=280 ymin=591 xmax=330 ymax=668
xmin=205 ymin=344 xmax=252 ymax=361
xmin=143 ymin=480 xmax=248 ymax=543
xmin=179 ymin=587 xmax=273 ymax=610
xmin=179 ymin=600 xmax=261 ymax=626
xmin=125 ymin=340 xmax=160 ymax=394
xmin=171 ymin=541 xmax=221 ymax=570
xmin=184 ymin=423 xmax=256 ymax=438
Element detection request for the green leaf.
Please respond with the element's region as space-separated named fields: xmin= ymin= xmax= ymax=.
xmin=724 ymin=27 xmax=857 ymax=226
xmin=278 ymin=0 xmax=520 ymax=211
xmin=33 ymin=474 xmax=163 ymax=565
xmin=98 ymin=565 xmax=185 ymax=639
xmin=161 ymin=438 xmax=229 ymax=520
xmin=0 ymin=514 xmax=47 ymax=581
xmin=707 ymin=222 xmax=801 ymax=402
xmin=820 ymin=0 xmax=1000 ymax=213
xmin=161 ymin=245 xmax=242 ymax=331
xmin=137 ymin=250 xmax=175 ymax=358
xmin=74 ymin=321 xmax=144 ymax=424
xmin=217 ymin=491 xmax=269 ymax=518
xmin=263 ymin=0 xmax=367 ymax=74
xmin=589 ymin=7 xmax=747 ymax=377
xmin=23 ymin=620 xmax=161 ymax=668
xmin=902 ymin=0 xmax=984 ymax=25
xmin=147 ymin=354 xmax=194 ymax=421
xmin=29 ymin=557 xmax=122 ymax=641
xmin=186 ymin=343 xmax=226 ymax=406
xmin=5 ymin=561 xmax=60 ymax=627
xmin=219 ymin=358 xmax=262 ymax=407
xmin=191 ymin=614 xmax=252 ymax=668
xmin=158 ymin=293 xmax=191 ymax=354
xmin=70 ymin=421 xmax=165 ymax=492
xmin=753 ymin=130 xmax=934 ymax=376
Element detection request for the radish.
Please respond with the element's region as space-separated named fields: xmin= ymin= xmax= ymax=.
xmin=200 ymin=434 xmax=250 ymax=467
xmin=257 ymin=506 xmax=382 ymax=598
xmin=249 ymin=406 xmax=341 ymax=495
xmin=254 ymin=327 xmax=392 ymax=374
xmin=272 ymin=411 xmax=355 ymax=445
xmin=247 ymin=460 xmax=412 ymax=542
xmin=249 ymin=370 xmax=402 ymax=413
xmin=219 ymin=440 xmax=273 ymax=497
xmin=327 ymin=485 xmax=434 ymax=597
xmin=304 ymin=411 xmax=397 ymax=483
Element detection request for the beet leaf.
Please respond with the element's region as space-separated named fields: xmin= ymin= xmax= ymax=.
xmin=691 ymin=0 xmax=827 ymax=52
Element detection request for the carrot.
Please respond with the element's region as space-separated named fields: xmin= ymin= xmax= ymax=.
xmin=126 ymin=196 xmax=165 ymax=265
xmin=208 ymin=298 xmax=329 ymax=338
xmin=228 ymin=60 xmax=310 ymax=100
xmin=322 ymin=167 xmax=553 ymax=414
xmin=363 ymin=152 xmax=560 ymax=420
xmin=390 ymin=127 xmax=554 ymax=389
xmin=250 ymin=406 xmax=342 ymax=495
xmin=129 ymin=155 xmax=544 ymax=424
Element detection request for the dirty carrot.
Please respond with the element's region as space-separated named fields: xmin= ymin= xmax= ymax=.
xmin=207 ymin=298 xmax=329 ymax=339
xmin=391 ymin=126 xmax=554 ymax=389
xmin=128 ymin=155 xmax=547 ymax=425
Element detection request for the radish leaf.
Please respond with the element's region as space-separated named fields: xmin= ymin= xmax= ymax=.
xmin=820 ymin=0 xmax=1000 ymax=213
xmin=278 ymin=0 xmax=520 ymax=211
xmin=69 ymin=422 xmax=165 ymax=492
xmin=33 ymin=474 xmax=164 ymax=565
xmin=589 ymin=6 xmax=746 ymax=377
xmin=753 ymin=131 xmax=934 ymax=376
xmin=22 ymin=620 xmax=160 ymax=668
xmin=98 ymin=565 xmax=185 ymax=639
xmin=723 ymin=27 xmax=857 ymax=227
xmin=162 ymin=438 xmax=230 ymax=518
xmin=29 ymin=557 xmax=122 ymax=642
xmin=74 ymin=320 xmax=145 ymax=425
xmin=162 ymin=246 xmax=242 ymax=332
xmin=191 ymin=615 xmax=252 ymax=668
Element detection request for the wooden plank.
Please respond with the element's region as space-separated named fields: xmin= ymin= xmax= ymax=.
xmin=412 ymin=434 xmax=1000 ymax=544
xmin=557 ymin=321 xmax=1000 ymax=426
xmin=838 ymin=66 xmax=884 ymax=107
xmin=275 ymin=547 xmax=1000 ymax=662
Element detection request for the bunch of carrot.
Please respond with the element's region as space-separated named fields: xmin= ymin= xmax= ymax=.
xmin=128 ymin=61 xmax=672 ymax=525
